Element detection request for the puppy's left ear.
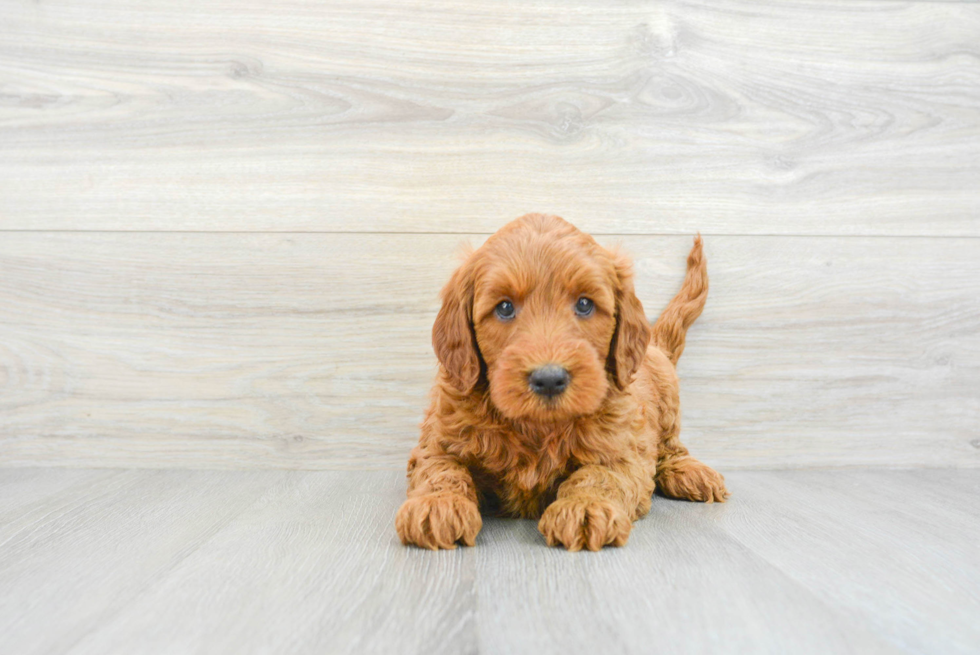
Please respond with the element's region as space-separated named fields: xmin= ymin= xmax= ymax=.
xmin=609 ymin=252 xmax=653 ymax=390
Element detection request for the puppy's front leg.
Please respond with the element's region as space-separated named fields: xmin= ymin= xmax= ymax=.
xmin=395 ymin=447 xmax=482 ymax=550
xmin=538 ymin=461 xmax=653 ymax=551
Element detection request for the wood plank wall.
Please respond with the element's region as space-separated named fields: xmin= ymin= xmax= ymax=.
xmin=1 ymin=0 xmax=978 ymax=469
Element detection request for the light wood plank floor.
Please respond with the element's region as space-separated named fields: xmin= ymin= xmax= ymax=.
xmin=1 ymin=468 xmax=977 ymax=654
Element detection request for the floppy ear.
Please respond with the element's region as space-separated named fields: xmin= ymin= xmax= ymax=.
xmin=432 ymin=262 xmax=482 ymax=393
xmin=609 ymin=253 xmax=653 ymax=390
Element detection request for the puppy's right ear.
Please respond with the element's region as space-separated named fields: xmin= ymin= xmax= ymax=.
xmin=432 ymin=261 xmax=481 ymax=393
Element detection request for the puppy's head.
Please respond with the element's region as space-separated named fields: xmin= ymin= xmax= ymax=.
xmin=433 ymin=214 xmax=651 ymax=422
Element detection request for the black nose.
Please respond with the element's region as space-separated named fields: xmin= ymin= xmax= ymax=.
xmin=528 ymin=365 xmax=570 ymax=398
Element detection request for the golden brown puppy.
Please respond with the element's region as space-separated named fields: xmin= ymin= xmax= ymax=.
xmin=396 ymin=213 xmax=728 ymax=551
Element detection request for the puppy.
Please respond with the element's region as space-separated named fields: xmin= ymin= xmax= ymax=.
xmin=396 ymin=213 xmax=728 ymax=551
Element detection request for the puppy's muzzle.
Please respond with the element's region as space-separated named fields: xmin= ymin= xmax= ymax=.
xmin=528 ymin=365 xmax=570 ymax=398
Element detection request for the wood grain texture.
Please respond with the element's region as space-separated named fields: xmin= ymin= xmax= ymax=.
xmin=718 ymin=470 xmax=980 ymax=654
xmin=1 ymin=232 xmax=978 ymax=469
xmin=0 ymin=469 xmax=285 ymax=653
xmin=65 ymin=471 xmax=478 ymax=655
xmin=1 ymin=468 xmax=977 ymax=654
xmin=1 ymin=0 xmax=978 ymax=235
xmin=475 ymin=498 xmax=893 ymax=655
xmin=1 ymin=0 xmax=979 ymax=470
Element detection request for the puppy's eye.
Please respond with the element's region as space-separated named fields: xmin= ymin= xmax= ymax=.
xmin=495 ymin=300 xmax=516 ymax=320
xmin=574 ymin=297 xmax=595 ymax=317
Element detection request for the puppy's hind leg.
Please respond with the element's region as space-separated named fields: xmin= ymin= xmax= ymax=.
xmin=654 ymin=415 xmax=729 ymax=503
xmin=651 ymin=380 xmax=728 ymax=503
xmin=655 ymin=450 xmax=729 ymax=503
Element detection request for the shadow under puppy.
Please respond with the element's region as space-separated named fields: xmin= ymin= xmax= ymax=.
xmin=396 ymin=213 xmax=728 ymax=551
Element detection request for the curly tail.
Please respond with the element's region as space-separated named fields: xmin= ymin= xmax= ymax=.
xmin=652 ymin=235 xmax=708 ymax=365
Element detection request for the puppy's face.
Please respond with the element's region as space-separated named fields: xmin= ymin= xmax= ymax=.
xmin=433 ymin=214 xmax=651 ymax=423
xmin=472 ymin=228 xmax=617 ymax=422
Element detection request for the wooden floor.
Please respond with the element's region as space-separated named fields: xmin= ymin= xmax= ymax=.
xmin=1 ymin=468 xmax=977 ymax=654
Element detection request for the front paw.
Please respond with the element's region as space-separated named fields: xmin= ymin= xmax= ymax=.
xmin=538 ymin=495 xmax=632 ymax=551
xmin=395 ymin=492 xmax=482 ymax=550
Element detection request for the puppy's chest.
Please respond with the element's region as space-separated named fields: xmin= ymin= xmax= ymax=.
xmin=464 ymin=427 xmax=579 ymax=518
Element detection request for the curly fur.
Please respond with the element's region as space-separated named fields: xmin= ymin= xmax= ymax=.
xmin=396 ymin=214 xmax=729 ymax=551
